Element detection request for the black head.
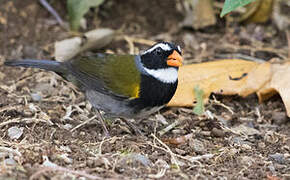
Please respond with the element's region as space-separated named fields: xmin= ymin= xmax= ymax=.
xmin=140 ymin=42 xmax=183 ymax=70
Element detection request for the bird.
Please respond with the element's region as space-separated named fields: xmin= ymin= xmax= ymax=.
xmin=4 ymin=42 xmax=183 ymax=135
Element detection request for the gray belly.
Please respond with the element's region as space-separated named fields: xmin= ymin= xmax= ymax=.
xmin=85 ymin=90 xmax=162 ymax=119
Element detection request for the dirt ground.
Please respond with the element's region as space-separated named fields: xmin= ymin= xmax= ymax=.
xmin=0 ymin=0 xmax=289 ymax=179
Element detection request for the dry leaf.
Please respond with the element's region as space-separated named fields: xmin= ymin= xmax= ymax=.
xmin=181 ymin=0 xmax=216 ymax=29
xmin=162 ymin=133 xmax=193 ymax=145
xmin=239 ymin=0 xmax=274 ymax=23
xmin=272 ymin=0 xmax=290 ymax=31
xmin=168 ymin=59 xmax=268 ymax=107
xmin=168 ymin=59 xmax=290 ymax=117
xmin=257 ymin=62 xmax=290 ymax=116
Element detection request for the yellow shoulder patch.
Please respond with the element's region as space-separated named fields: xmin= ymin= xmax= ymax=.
xmin=130 ymin=84 xmax=140 ymax=99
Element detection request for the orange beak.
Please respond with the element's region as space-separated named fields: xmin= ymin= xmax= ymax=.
xmin=167 ymin=50 xmax=183 ymax=67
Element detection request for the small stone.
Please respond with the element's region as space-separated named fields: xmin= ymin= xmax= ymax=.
xmin=228 ymin=148 xmax=239 ymax=156
xmin=59 ymin=154 xmax=73 ymax=164
xmin=240 ymin=156 xmax=254 ymax=166
xmin=23 ymin=109 xmax=33 ymax=117
xmin=62 ymin=124 xmax=73 ymax=130
xmin=211 ymin=128 xmax=225 ymax=137
xmin=231 ymin=124 xmax=260 ymax=136
xmin=199 ymin=122 xmax=206 ymax=127
xmin=4 ymin=157 xmax=16 ymax=165
xmin=189 ymin=139 xmax=205 ymax=153
xmin=122 ymin=153 xmax=152 ymax=167
xmin=241 ymin=144 xmax=252 ymax=150
xmin=268 ymin=163 xmax=276 ymax=173
xmin=8 ymin=126 xmax=24 ymax=140
xmin=200 ymin=131 xmax=211 ymax=136
xmin=269 ymin=153 xmax=285 ymax=164
xmin=86 ymin=159 xmax=95 ymax=167
xmin=42 ymin=156 xmax=58 ymax=168
xmin=258 ymin=142 xmax=266 ymax=149
xmin=30 ymin=92 xmax=42 ymax=101
xmin=272 ymin=112 xmax=287 ymax=125
xmin=175 ymin=148 xmax=186 ymax=155
xmin=155 ymin=114 xmax=168 ymax=125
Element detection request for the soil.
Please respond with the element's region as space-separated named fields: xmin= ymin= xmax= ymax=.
xmin=0 ymin=0 xmax=289 ymax=179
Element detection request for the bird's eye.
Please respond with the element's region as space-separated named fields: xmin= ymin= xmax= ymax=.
xmin=155 ymin=48 xmax=162 ymax=55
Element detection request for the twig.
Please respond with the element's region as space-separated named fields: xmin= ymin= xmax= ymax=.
xmin=0 ymin=105 xmax=23 ymax=113
xmin=158 ymin=120 xmax=180 ymax=136
xmin=148 ymin=139 xmax=208 ymax=166
xmin=286 ymin=30 xmax=290 ymax=59
xmin=223 ymin=43 xmax=288 ymax=60
xmin=70 ymin=115 xmax=97 ymax=132
xmin=0 ymin=118 xmax=53 ymax=128
xmin=38 ymin=0 xmax=66 ymax=29
xmin=123 ymin=36 xmax=135 ymax=54
xmin=158 ymin=118 xmax=185 ymax=136
xmin=123 ymin=36 xmax=156 ymax=46
xmin=210 ymin=96 xmax=234 ymax=114
xmin=0 ymin=146 xmax=22 ymax=156
xmin=151 ymin=133 xmax=180 ymax=170
xmin=187 ymin=154 xmax=214 ymax=161
xmin=148 ymin=168 xmax=167 ymax=179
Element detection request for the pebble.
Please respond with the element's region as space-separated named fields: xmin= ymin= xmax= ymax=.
xmin=240 ymin=156 xmax=254 ymax=166
xmin=62 ymin=124 xmax=73 ymax=130
xmin=8 ymin=126 xmax=24 ymax=140
xmin=258 ymin=142 xmax=266 ymax=149
xmin=175 ymin=148 xmax=186 ymax=155
xmin=30 ymin=92 xmax=42 ymax=101
xmin=268 ymin=153 xmax=285 ymax=164
xmin=122 ymin=153 xmax=152 ymax=167
xmin=155 ymin=114 xmax=168 ymax=125
xmin=272 ymin=112 xmax=288 ymax=125
xmin=241 ymin=144 xmax=252 ymax=150
xmin=189 ymin=139 xmax=205 ymax=153
xmin=211 ymin=128 xmax=225 ymax=137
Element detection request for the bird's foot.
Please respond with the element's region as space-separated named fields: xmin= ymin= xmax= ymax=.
xmin=95 ymin=109 xmax=110 ymax=137
xmin=121 ymin=118 xmax=143 ymax=136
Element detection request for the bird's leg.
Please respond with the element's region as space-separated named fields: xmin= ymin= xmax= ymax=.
xmin=120 ymin=118 xmax=143 ymax=136
xmin=94 ymin=109 xmax=110 ymax=137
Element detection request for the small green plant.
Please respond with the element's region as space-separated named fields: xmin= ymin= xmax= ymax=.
xmin=193 ymin=85 xmax=205 ymax=115
xmin=67 ymin=0 xmax=105 ymax=31
xmin=220 ymin=0 xmax=256 ymax=17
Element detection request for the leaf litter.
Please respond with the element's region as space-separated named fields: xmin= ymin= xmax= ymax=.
xmin=0 ymin=0 xmax=290 ymax=179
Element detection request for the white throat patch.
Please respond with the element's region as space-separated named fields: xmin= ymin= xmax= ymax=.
xmin=144 ymin=67 xmax=178 ymax=83
xmin=142 ymin=43 xmax=171 ymax=54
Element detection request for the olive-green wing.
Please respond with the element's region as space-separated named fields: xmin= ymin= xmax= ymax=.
xmin=69 ymin=53 xmax=141 ymax=99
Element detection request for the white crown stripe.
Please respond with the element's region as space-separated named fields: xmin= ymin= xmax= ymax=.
xmin=144 ymin=67 xmax=178 ymax=83
xmin=177 ymin=45 xmax=181 ymax=53
xmin=142 ymin=43 xmax=172 ymax=54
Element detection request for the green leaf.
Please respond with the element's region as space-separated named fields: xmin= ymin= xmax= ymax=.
xmin=193 ymin=85 xmax=205 ymax=115
xmin=220 ymin=0 xmax=256 ymax=17
xmin=67 ymin=0 xmax=105 ymax=31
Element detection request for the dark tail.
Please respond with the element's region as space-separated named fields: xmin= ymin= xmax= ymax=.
xmin=4 ymin=59 xmax=67 ymax=74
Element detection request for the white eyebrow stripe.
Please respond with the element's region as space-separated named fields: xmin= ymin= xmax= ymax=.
xmin=177 ymin=45 xmax=181 ymax=53
xmin=142 ymin=43 xmax=172 ymax=54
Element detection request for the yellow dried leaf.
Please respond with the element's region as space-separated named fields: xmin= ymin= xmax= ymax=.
xmin=168 ymin=59 xmax=269 ymax=106
xmin=169 ymin=59 xmax=290 ymax=117
xmin=239 ymin=0 xmax=274 ymax=23
xmin=257 ymin=62 xmax=290 ymax=116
